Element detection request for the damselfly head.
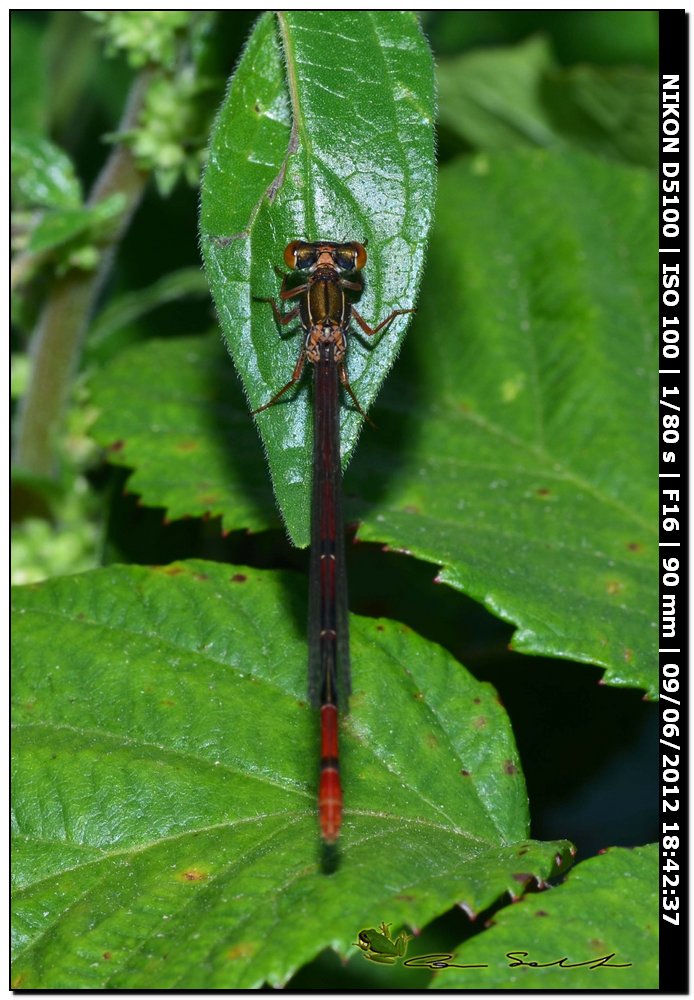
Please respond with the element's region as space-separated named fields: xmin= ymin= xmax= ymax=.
xmin=283 ymin=240 xmax=367 ymax=273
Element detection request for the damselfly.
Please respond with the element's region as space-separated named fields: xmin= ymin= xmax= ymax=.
xmin=253 ymin=240 xmax=414 ymax=842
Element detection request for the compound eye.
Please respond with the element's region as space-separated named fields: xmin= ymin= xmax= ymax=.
xmin=283 ymin=241 xmax=302 ymax=269
xmin=353 ymin=242 xmax=367 ymax=269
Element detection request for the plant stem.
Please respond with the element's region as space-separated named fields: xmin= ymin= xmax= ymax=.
xmin=13 ymin=68 xmax=154 ymax=480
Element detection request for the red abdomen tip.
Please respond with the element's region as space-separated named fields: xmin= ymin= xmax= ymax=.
xmin=319 ymin=704 xmax=342 ymax=841
xmin=319 ymin=768 xmax=342 ymax=843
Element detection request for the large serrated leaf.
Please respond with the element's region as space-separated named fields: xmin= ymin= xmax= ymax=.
xmin=353 ymin=149 xmax=658 ymax=695
xmin=433 ymin=845 xmax=658 ymax=989
xmin=89 ymin=334 xmax=277 ymax=533
xmin=199 ymin=11 xmax=436 ymax=546
xmin=12 ymin=560 xmax=571 ymax=989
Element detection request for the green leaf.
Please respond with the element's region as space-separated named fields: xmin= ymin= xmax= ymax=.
xmin=434 ymin=844 xmax=658 ymax=989
xmin=200 ymin=11 xmax=436 ymax=546
xmin=544 ymin=65 xmax=658 ymax=169
xmin=26 ymin=193 xmax=126 ymax=256
xmin=354 ymin=150 xmax=657 ymax=695
xmin=437 ymin=36 xmax=561 ymax=149
xmin=11 ymin=130 xmax=83 ymax=210
xmin=12 ymin=560 xmax=572 ymax=988
xmin=89 ymin=334 xmax=277 ymax=534
xmin=437 ymin=37 xmax=657 ymax=168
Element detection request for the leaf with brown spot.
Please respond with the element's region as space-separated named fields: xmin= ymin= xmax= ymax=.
xmin=12 ymin=559 xmax=571 ymax=989
xmin=179 ymin=868 xmax=208 ymax=883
